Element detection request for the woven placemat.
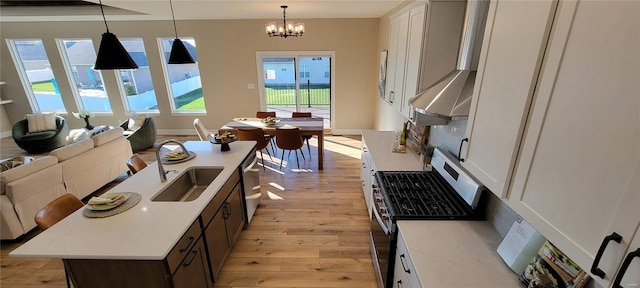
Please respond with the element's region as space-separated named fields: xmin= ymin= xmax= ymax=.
xmin=160 ymin=151 xmax=196 ymax=165
xmin=83 ymin=192 xmax=142 ymax=218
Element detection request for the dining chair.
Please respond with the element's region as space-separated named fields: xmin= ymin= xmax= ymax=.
xmin=275 ymin=127 xmax=306 ymax=170
xmin=193 ymin=118 xmax=213 ymax=141
xmin=237 ymin=128 xmax=272 ymax=170
xmin=256 ymin=111 xmax=276 ymax=119
xmin=255 ymin=111 xmax=277 ymax=151
xmin=291 ymin=112 xmax=313 ymax=158
xmin=127 ymin=154 xmax=148 ymax=175
xmin=34 ymin=193 xmax=84 ymax=288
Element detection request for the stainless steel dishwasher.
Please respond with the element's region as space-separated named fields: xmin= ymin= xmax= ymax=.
xmin=240 ymin=148 xmax=260 ymax=224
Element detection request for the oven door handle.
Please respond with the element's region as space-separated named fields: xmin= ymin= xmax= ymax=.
xmin=373 ymin=207 xmax=390 ymax=236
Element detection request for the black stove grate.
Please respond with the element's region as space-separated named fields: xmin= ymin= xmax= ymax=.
xmin=377 ymin=171 xmax=475 ymax=219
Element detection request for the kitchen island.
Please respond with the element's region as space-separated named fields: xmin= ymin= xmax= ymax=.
xmin=10 ymin=140 xmax=256 ymax=287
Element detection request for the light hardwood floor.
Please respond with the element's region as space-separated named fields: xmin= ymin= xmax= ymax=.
xmin=0 ymin=134 xmax=376 ymax=287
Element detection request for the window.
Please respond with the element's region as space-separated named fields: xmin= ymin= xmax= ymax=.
xmin=299 ymin=64 xmax=310 ymax=79
xmin=6 ymin=39 xmax=66 ymax=112
xmin=58 ymin=39 xmax=112 ymax=113
xmin=158 ymin=37 xmax=204 ymax=112
xmin=117 ymin=38 xmax=159 ymax=113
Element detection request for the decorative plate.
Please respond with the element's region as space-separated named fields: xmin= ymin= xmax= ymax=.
xmin=85 ymin=193 xmax=130 ymax=211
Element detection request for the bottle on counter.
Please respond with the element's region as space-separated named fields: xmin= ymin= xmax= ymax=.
xmin=399 ymin=122 xmax=407 ymax=146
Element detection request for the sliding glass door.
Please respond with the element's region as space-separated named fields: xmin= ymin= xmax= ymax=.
xmin=257 ymin=52 xmax=333 ymax=130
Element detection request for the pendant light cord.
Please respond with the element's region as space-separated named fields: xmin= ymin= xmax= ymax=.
xmin=99 ymin=0 xmax=110 ymax=33
xmin=169 ymin=0 xmax=179 ymax=38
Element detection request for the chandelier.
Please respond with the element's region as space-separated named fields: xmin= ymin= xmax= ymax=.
xmin=265 ymin=5 xmax=305 ymax=38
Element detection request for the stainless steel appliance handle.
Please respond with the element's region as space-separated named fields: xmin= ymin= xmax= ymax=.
xmin=243 ymin=156 xmax=258 ymax=173
xmin=372 ymin=205 xmax=390 ymax=236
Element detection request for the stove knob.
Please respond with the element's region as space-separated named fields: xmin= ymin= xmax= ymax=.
xmin=380 ymin=207 xmax=388 ymax=213
xmin=381 ymin=213 xmax=390 ymax=220
xmin=375 ymin=196 xmax=383 ymax=202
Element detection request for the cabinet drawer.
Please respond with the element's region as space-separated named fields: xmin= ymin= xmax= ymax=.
xmin=167 ymin=219 xmax=201 ymax=273
xmin=200 ymin=170 xmax=240 ymax=226
xmin=396 ymin=231 xmax=420 ymax=288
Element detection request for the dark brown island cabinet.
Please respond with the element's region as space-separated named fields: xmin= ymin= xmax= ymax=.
xmin=64 ymin=169 xmax=245 ymax=288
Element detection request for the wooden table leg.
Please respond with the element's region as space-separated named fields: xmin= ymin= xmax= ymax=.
xmin=317 ymin=132 xmax=324 ymax=170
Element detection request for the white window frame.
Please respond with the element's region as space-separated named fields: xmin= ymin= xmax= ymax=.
xmin=56 ymin=38 xmax=113 ymax=115
xmin=116 ymin=38 xmax=160 ymax=116
xmin=157 ymin=37 xmax=206 ymax=116
xmin=255 ymin=51 xmax=336 ymax=131
xmin=5 ymin=38 xmax=66 ymax=113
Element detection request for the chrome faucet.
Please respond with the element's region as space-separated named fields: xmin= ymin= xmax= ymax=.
xmin=155 ymin=139 xmax=191 ymax=182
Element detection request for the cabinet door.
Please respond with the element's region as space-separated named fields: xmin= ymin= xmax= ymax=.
xmin=173 ymin=236 xmax=212 ymax=288
xmin=461 ymin=0 xmax=557 ymax=198
xmin=613 ymin=226 xmax=640 ymax=288
xmin=508 ymin=1 xmax=640 ymax=287
xmin=361 ymin=144 xmax=373 ymax=219
xmin=389 ymin=11 xmax=410 ymax=111
xmin=225 ymin=184 xmax=245 ymax=247
xmin=393 ymin=249 xmax=411 ymax=288
xmin=205 ymin=209 xmax=230 ymax=280
xmin=401 ymin=3 xmax=426 ymax=120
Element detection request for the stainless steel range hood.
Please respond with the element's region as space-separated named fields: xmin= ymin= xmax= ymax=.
xmin=409 ymin=0 xmax=489 ymax=126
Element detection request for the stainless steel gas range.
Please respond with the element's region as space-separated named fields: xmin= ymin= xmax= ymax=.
xmin=369 ymin=147 xmax=487 ymax=288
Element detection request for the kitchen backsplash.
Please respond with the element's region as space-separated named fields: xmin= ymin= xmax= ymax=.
xmin=427 ymin=119 xmax=518 ymax=238
xmin=427 ymin=119 xmax=468 ymax=158
xmin=427 ymin=119 xmax=601 ymax=288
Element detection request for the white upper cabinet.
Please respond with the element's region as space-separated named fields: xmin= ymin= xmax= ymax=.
xmin=387 ymin=9 xmax=411 ymax=111
xmin=507 ymin=1 xmax=640 ymax=287
xmin=385 ymin=0 xmax=465 ymax=121
xmin=461 ymin=0 xmax=557 ymax=198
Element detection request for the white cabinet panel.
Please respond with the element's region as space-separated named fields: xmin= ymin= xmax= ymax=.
xmin=613 ymin=227 xmax=640 ymax=288
xmin=385 ymin=1 xmax=465 ymax=120
xmin=388 ymin=11 xmax=410 ymax=110
xmin=401 ymin=4 xmax=426 ymax=120
xmin=507 ymin=1 xmax=640 ymax=287
xmin=461 ymin=0 xmax=557 ymax=198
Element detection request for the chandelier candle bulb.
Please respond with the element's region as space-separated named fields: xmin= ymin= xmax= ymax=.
xmin=266 ymin=5 xmax=304 ymax=38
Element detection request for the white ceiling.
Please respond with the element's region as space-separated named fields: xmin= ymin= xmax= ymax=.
xmin=0 ymin=0 xmax=408 ymax=22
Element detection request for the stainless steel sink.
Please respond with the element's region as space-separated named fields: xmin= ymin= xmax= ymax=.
xmin=151 ymin=167 xmax=223 ymax=202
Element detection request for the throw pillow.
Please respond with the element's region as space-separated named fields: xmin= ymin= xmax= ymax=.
xmin=0 ymin=156 xmax=35 ymax=172
xmin=127 ymin=113 xmax=148 ymax=131
xmin=26 ymin=113 xmax=57 ymax=133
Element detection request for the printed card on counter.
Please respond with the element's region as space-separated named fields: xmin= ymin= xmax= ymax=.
xmin=497 ymin=216 xmax=547 ymax=275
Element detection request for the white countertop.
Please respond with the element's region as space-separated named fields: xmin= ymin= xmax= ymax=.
xmin=10 ymin=141 xmax=255 ymax=260
xmin=361 ymin=130 xmax=424 ymax=171
xmin=397 ymin=221 xmax=521 ymax=287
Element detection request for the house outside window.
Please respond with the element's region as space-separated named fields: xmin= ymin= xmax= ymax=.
xmin=299 ymin=64 xmax=310 ymax=79
xmin=117 ymin=38 xmax=159 ymax=113
xmin=158 ymin=37 xmax=204 ymax=113
xmin=6 ymin=39 xmax=66 ymax=112
xmin=58 ymin=39 xmax=112 ymax=113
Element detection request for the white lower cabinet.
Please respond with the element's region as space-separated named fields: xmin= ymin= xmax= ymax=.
xmin=393 ymin=229 xmax=420 ymax=288
xmin=360 ymin=140 xmax=374 ymax=219
xmin=505 ymin=1 xmax=640 ymax=287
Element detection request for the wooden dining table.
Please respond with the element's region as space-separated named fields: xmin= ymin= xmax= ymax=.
xmin=220 ymin=117 xmax=325 ymax=170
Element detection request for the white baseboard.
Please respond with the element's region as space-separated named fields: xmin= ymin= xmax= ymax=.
xmin=0 ymin=130 xmax=12 ymax=138
xmin=330 ymin=129 xmax=363 ymax=136
xmin=157 ymin=129 xmax=199 ymax=136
